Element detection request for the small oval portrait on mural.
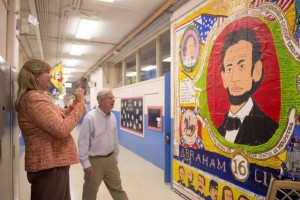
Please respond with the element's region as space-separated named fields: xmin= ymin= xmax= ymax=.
xmin=206 ymin=16 xmax=281 ymax=147
xmin=180 ymin=26 xmax=200 ymax=73
xmin=181 ymin=110 xmax=198 ymax=145
xmin=180 ymin=108 xmax=204 ymax=149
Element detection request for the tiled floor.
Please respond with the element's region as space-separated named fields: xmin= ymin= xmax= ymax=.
xmin=19 ymin=126 xmax=183 ymax=200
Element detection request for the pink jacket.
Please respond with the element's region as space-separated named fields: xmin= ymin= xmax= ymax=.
xmin=18 ymin=91 xmax=86 ymax=172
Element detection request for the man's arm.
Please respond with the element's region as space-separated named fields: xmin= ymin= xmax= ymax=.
xmin=112 ymin=114 xmax=120 ymax=156
xmin=78 ymin=114 xmax=93 ymax=169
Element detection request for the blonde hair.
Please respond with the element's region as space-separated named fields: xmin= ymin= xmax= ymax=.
xmin=15 ymin=59 xmax=52 ymax=112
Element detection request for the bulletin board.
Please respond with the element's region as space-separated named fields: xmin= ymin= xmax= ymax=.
xmin=120 ymin=97 xmax=144 ymax=137
xmin=147 ymin=106 xmax=162 ymax=132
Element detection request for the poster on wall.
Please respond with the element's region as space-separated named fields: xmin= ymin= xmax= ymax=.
xmin=120 ymin=97 xmax=144 ymax=137
xmin=172 ymin=0 xmax=300 ymax=199
xmin=147 ymin=106 xmax=163 ymax=132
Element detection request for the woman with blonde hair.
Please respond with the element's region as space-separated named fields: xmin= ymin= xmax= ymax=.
xmin=15 ymin=58 xmax=86 ymax=200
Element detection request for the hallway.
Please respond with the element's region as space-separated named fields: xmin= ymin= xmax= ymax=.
xmin=19 ymin=126 xmax=183 ymax=200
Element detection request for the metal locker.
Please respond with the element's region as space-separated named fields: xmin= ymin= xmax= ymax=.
xmin=0 ymin=62 xmax=17 ymax=200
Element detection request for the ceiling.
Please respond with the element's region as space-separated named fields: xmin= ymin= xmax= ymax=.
xmin=19 ymin=0 xmax=188 ymax=88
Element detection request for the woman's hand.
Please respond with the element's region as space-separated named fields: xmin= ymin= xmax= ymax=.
xmin=74 ymin=88 xmax=86 ymax=104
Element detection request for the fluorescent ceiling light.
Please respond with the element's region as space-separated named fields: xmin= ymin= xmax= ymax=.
xmin=141 ymin=65 xmax=157 ymax=71
xmin=70 ymin=44 xmax=85 ymax=56
xmin=76 ymin=19 xmax=98 ymax=40
xmin=126 ymin=72 xmax=136 ymax=77
xmin=98 ymin=0 xmax=114 ymax=2
xmin=163 ymin=56 xmax=171 ymax=62
xmin=28 ymin=14 xmax=38 ymax=26
xmin=62 ymin=68 xmax=75 ymax=74
xmin=64 ymin=59 xmax=78 ymax=67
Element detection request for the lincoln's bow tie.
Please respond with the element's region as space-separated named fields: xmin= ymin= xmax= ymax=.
xmin=224 ymin=117 xmax=241 ymax=131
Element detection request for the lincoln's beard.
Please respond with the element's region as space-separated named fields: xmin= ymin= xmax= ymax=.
xmin=227 ymin=80 xmax=258 ymax=106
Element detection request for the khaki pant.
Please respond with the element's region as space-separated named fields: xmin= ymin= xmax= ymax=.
xmin=82 ymin=154 xmax=128 ymax=200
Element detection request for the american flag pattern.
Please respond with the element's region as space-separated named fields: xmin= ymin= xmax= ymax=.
xmin=251 ymin=0 xmax=294 ymax=20
xmin=193 ymin=15 xmax=227 ymax=45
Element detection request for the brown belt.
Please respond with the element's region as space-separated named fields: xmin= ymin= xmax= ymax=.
xmin=91 ymin=151 xmax=114 ymax=158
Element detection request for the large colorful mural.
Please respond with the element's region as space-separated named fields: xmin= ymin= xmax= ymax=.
xmin=172 ymin=0 xmax=300 ymax=199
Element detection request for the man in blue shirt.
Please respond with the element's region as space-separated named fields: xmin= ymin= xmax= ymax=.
xmin=78 ymin=89 xmax=128 ymax=200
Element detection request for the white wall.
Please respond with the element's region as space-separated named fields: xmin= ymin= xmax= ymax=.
xmin=113 ymin=76 xmax=167 ymax=169
xmin=102 ymin=63 xmax=119 ymax=89
xmin=89 ymin=63 xmax=122 ymax=108
xmin=113 ymin=76 xmax=165 ymax=114
xmin=89 ymin=65 xmax=165 ymax=114
xmin=89 ymin=68 xmax=103 ymax=108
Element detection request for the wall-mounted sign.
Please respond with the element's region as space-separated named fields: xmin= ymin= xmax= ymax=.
xmin=147 ymin=106 xmax=162 ymax=132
